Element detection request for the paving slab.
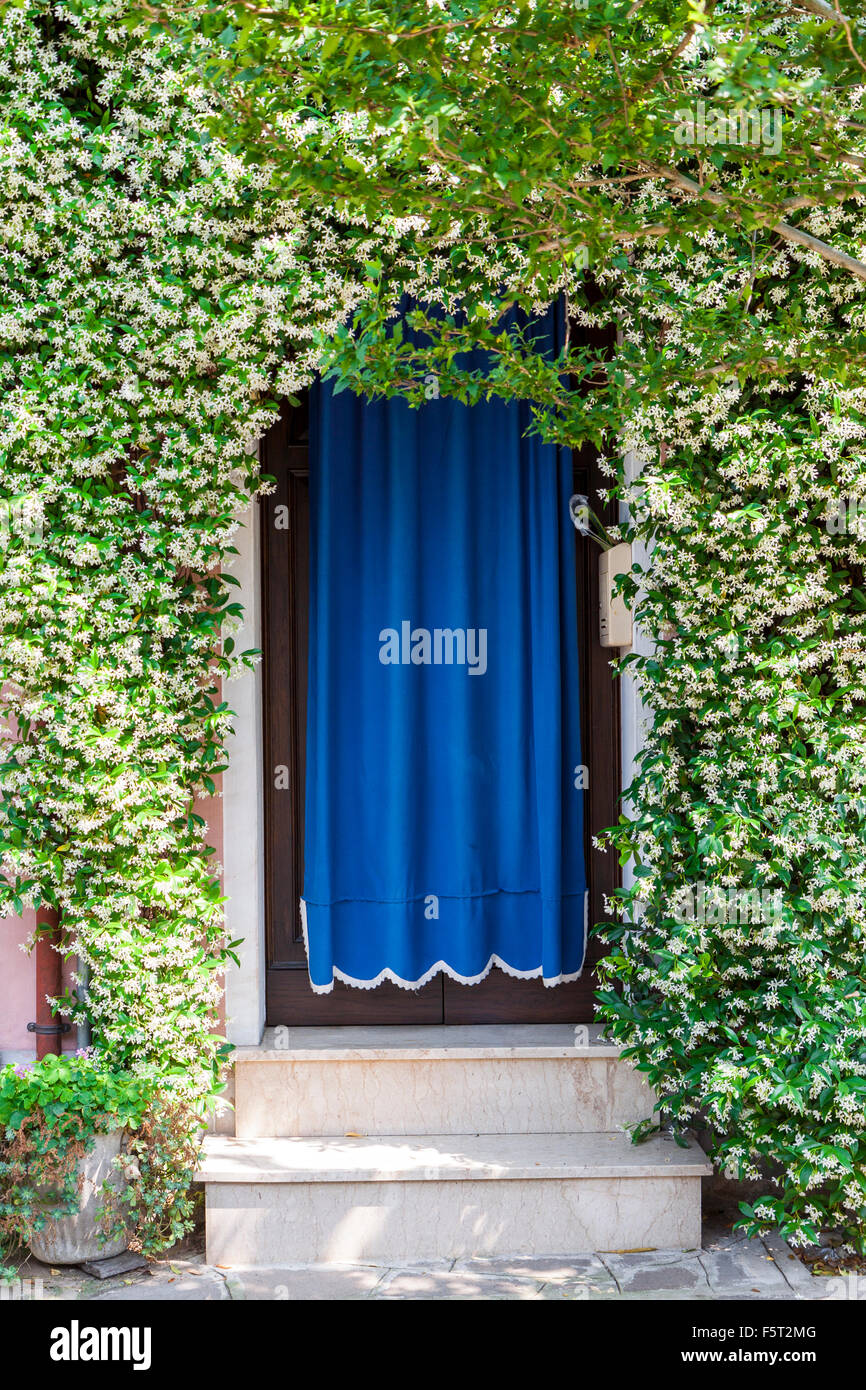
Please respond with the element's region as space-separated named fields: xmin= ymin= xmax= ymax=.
xmin=452 ymin=1253 xmax=615 ymax=1287
xmin=760 ymin=1232 xmax=821 ymax=1297
xmin=90 ymin=1271 xmax=228 ymax=1301
xmin=539 ymin=1281 xmax=615 ymax=1300
xmin=600 ymin=1250 xmax=709 ymax=1294
xmin=712 ymin=1292 xmax=817 ymax=1302
xmin=8 ymin=1226 xmax=843 ymax=1300
xmin=372 ymin=1269 xmax=543 ymax=1300
xmin=223 ymin=1265 xmax=385 ymax=1300
xmin=699 ymin=1241 xmax=790 ymax=1296
xmin=614 ymin=1290 xmax=720 ymax=1301
xmin=790 ymin=1273 xmax=865 ymax=1302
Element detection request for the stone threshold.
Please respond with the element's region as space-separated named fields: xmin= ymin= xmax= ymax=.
xmin=196 ymin=1131 xmax=713 ymax=1185
xmin=236 ymin=1022 xmax=623 ymax=1063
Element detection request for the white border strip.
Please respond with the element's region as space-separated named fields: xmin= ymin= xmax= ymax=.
xmin=222 ymin=498 xmax=267 ymax=1046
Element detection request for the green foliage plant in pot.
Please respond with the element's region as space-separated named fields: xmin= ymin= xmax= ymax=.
xmin=0 ymin=1051 xmax=156 ymax=1265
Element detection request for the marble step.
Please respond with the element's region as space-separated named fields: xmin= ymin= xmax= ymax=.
xmin=232 ymin=1025 xmax=655 ymax=1138
xmin=197 ymin=1132 xmax=712 ymax=1265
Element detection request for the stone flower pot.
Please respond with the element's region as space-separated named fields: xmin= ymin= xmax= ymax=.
xmin=28 ymin=1130 xmax=128 ymax=1265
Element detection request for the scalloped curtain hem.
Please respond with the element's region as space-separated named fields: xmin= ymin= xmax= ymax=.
xmin=299 ymin=893 xmax=587 ymax=995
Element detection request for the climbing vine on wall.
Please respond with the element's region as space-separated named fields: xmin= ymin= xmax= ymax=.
xmin=0 ymin=0 xmax=405 ymax=1101
xmin=5 ymin=0 xmax=866 ymax=1255
xmin=594 ymin=215 xmax=866 ymax=1253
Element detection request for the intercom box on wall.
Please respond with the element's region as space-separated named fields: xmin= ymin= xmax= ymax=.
xmin=599 ymin=542 xmax=632 ymax=648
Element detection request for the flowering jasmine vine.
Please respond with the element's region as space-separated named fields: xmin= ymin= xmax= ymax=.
xmin=5 ymin=0 xmax=866 ymax=1257
xmin=0 ymin=0 xmax=415 ymax=1104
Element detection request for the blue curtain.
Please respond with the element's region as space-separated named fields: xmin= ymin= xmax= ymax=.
xmin=302 ymin=313 xmax=587 ymax=991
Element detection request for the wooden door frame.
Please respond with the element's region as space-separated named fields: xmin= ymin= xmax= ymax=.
xmin=260 ymin=399 xmax=621 ymax=1024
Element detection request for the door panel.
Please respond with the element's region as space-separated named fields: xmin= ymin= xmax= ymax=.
xmin=442 ymin=969 xmax=599 ymax=1023
xmin=267 ymin=970 xmax=444 ymax=1026
xmin=261 ymin=428 xmax=308 ymax=972
xmin=261 ymin=391 xmax=619 ymax=1025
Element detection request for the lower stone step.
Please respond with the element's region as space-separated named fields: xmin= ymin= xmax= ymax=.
xmin=197 ymin=1132 xmax=712 ymax=1265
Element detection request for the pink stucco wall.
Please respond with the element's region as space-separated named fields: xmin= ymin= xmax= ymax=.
xmin=0 ymin=783 xmax=225 ymax=1061
xmin=1 ymin=908 xmax=39 ymax=1057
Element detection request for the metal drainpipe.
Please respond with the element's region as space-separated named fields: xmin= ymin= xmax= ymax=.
xmin=28 ymin=905 xmax=70 ymax=1059
xmin=76 ymin=957 xmax=92 ymax=1050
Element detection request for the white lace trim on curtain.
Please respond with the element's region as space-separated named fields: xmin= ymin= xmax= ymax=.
xmin=298 ymin=891 xmax=588 ymax=995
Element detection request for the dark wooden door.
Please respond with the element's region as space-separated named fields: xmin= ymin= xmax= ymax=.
xmin=261 ymin=393 xmax=620 ymax=1024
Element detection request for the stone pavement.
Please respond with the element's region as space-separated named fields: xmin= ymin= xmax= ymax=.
xmin=7 ymin=1222 xmax=862 ymax=1301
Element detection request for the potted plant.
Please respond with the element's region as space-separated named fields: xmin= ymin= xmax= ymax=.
xmin=0 ymin=1051 xmax=150 ymax=1265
